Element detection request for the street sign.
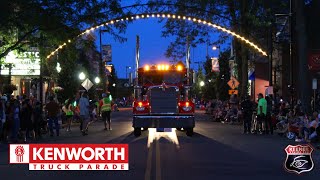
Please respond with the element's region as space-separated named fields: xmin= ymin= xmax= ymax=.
xmin=312 ymin=78 xmax=317 ymax=90
xmin=229 ymin=90 xmax=238 ymax=95
xmin=227 ymin=76 xmax=240 ymax=89
xmin=81 ymin=78 xmax=93 ymax=91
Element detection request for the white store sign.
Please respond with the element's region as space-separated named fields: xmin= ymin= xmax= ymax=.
xmin=1 ymin=51 xmax=40 ymax=76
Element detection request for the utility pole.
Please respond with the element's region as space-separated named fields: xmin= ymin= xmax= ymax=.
xmin=100 ymin=29 xmax=108 ymax=93
xmin=275 ymin=0 xmax=294 ymax=109
xmin=135 ymin=35 xmax=139 ymax=84
xmin=289 ymin=0 xmax=294 ymax=110
xmin=8 ymin=63 xmax=12 ymax=85
xmin=186 ymin=35 xmax=190 ymax=85
xmin=206 ymin=41 xmax=209 ymax=59
xmin=268 ymin=23 xmax=273 ymax=87
xmin=134 ymin=35 xmax=140 ymax=101
xmin=39 ymin=34 xmax=44 ymax=105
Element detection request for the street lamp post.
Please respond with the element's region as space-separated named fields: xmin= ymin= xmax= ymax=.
xmin=206 ymin=42 xmax=220 ymax=58
xmin=79 ymin=72 xmax=86 ymax=81
xmin=94 ymin=77 xmax=100 ymax=84
xmin=56 ymin=62 xmax=61 ymax=73
xmin=276 ymin=0 xmax=294 ymax=109
xmin=289 ymin=0 xmax=294 ymax=110
xmin=100 ymin=29 xmax=108 ymax=93
xmin=212 ymin=45 xmax=220 ymax=56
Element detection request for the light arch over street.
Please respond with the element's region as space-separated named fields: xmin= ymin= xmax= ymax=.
xmin=46 ymin=13 xmax=268 ymax=60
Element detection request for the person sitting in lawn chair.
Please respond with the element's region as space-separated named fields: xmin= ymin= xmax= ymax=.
xmin=296 ymin=112 xmax=319 ymax=143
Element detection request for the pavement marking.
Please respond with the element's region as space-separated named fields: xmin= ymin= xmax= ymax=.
xmin=156 ymin=140 xmax=161 ymax=180
xmin=144 ymin=141 xmax=154 ymax=180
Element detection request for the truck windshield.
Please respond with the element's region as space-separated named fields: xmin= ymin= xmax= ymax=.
xmin=143 ymin=71 xmax=184 ymax=85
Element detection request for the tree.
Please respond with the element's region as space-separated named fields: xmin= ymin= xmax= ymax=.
xmin=151 ymin=0 xmax=288 ymax=99
xmin=191 ymin=66 xmax=205 ymax=100
xmin=0 ymin=0 xmax=128 ymax=101
xmin=0 ymin=0 xmax=127 ymax=60
xmin=203 ymin=49 xmax=231 ymax=101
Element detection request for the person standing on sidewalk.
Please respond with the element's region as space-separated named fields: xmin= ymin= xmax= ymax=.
xmin=99 ymin=92 xmax=112 ymax=130
xmin=79 ymin=92 xmax=90 ymax=136
xmin=45 ymin=96 xmax=60 ymax=137
xmin=33 ymin=101 xmax=42 ymax=140
xmin=241 ymin=95 xmax=253 ymax=134
xmin=0 ymin=97 xmax=6 ymax=142
xmin=256 ymin=93 xmax=267 ymax=134
xmin=63 ymin=98 xmax=74 ymax=132
xmin=10 ymin=99 xmax=20 ymax=143
xmin=21 ymin=99 xmax=33 ymax=141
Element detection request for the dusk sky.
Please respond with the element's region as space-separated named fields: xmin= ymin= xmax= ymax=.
xmin=95 ymin=0 xmax=231 ymax=79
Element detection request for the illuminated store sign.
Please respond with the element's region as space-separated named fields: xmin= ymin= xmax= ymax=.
xmin=1 ymin=50 xmax=40 ymax=76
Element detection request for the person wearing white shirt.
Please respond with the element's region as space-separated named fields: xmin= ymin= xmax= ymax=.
xmin=299 ymin=112 xmax=319 ymax=142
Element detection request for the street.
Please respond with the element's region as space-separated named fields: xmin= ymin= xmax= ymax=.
xmin=1 ymin=108 xmax=319 ymax=179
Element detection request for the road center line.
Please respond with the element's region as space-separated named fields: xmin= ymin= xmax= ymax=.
xmin=144 ymin=141 xmax=154 ymax=180
xmin=156 ymin=140 xmax=161 ymax=180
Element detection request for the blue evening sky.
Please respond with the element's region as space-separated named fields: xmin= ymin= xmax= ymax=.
xmin=96 ymin=0 xmax=231 ymax=78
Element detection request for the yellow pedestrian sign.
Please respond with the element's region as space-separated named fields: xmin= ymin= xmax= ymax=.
xmin=229 ymin=90 xmax=238 ymax=95
xmin=227 ymin=76 xmax=239 ymax=89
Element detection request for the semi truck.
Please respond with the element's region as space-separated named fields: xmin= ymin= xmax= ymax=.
xmin=132 ymin=61 xmax=195 ymax=137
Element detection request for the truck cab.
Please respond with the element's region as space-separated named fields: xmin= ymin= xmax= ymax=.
xmin=132 ymin=62 xmax=195 ymax=137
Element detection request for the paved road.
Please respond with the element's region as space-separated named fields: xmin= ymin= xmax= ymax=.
xmin=0 ymin=108 xmax=319 ymax=179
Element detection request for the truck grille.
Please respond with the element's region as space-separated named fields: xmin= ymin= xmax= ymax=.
xmin=149 ymin=87 xmax=178 ymax=114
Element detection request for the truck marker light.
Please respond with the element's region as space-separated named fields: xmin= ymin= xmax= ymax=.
xmin=177 ymin=65 xmax=183 ymax=71
xmin=138 ymin=102 xmax=143 ymax=107
xmin=144 ymin=65 xmax=150 ymax=71
xmin=165 ymin=65 xmax=169 ymax=70
xmin=161 ymin=64 xmax=165 ymax=70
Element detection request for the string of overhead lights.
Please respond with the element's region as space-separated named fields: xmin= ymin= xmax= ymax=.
xmin=46 ymin=13 xmax=268 ymax=60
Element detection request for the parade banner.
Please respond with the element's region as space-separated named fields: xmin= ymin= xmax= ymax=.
xmin=102 ymin=45 xmax=112 ymax=62
xmin=211 ymin=57 xmax=219 ymax=72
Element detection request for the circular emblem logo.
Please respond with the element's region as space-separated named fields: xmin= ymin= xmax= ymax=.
xmin=15 ymin=146 xmax=25 ymax=162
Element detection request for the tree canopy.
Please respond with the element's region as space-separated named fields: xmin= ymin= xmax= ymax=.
xmin=0 ymin=0 xmax=127 ymax=100
xmin=0 ymin=0 xmax=127 ymax=60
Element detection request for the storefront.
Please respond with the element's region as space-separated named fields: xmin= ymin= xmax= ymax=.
xmin=1 ymin=49 xmax=40 ymax=97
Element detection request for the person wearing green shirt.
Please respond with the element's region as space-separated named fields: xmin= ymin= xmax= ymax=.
xmin=63 ymin=98 xmax=74 ymax=132
xmin=257 ymin=93 xmax=267 ymax=134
